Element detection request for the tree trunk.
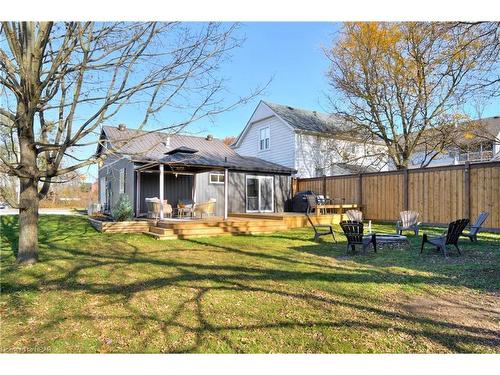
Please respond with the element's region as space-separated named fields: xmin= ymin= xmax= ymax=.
xmin=16 ymin=95 xmax=40 ymax=265
xmin=17 ymin=176 xmax=39 ymax=264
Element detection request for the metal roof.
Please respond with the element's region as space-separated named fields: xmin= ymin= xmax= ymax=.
xmin=263 ymin=101 xmax=344 ymax=133
xmin=100 ymin=125 xmax=295 ymax=174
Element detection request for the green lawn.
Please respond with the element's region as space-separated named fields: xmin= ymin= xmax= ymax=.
xmin=1 ymin=215 xmax=499 ymax=353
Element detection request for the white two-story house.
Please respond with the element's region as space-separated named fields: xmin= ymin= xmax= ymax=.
xmin=407 ymin=116 xmax=500 ymax=169
xmin=232 ymin=101 xmax=388 ymax=178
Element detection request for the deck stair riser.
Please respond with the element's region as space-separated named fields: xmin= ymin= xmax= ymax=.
xmin=228 ymin=213 xmax=284 ymax=221
xmin=148 ymin=226 xmax=175 ymax=236
xmin=170 ymin=226 xmax=288 ymax=236
xmin=156 ymin=221 xmax=287 ymax=230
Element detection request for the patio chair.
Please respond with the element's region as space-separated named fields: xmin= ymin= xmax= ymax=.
xmin=420 ymin=218 xmax=469 ymax=257
xmin=306 ymin=213 xmax=336 ymax=243
xmin=306 ymin=194 xmax=319 ymax=214
xmin=177 ymin=198 xmax=195 ymax=218
xmin=340 ymin=220 xmax=376 ymax=254
xmin=396 ymin=210 xmax=421 ymax=235
xmin=194 ymin=198 xmax=217 ymax=218
xmin=461 ymin=212 xmax=489 ymax=242
xmin=346 ymin=209 xmax=363 ymax=221
xmin=346 ymin=209 xmax=372 ymax=233
xmin=145 ymin=197 xmax=172 ymax=220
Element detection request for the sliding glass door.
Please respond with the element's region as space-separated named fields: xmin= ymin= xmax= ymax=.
xmin=246 ymin=175 xmax=274 ymax=212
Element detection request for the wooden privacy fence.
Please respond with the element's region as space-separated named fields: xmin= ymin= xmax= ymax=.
xmin=292 ymin=161 xmax=500 ymax=230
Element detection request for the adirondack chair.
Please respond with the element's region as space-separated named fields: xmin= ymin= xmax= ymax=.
xmin=396 ymin=210 xmax=421 ymax=235
xmin=420 ymin=218 xmax=469 ymax=257
xmin=345 ymin=210 xmax=372 ymax=233
xmin=461 ymin=212 xmax=489 ymax=242
xmin=340 ymin=220 xmax=377 ymax=254
xmin=306 ymin=213 xmax=337 ymax=243
xmin=346 ymin=209 xmax=363 ymax=221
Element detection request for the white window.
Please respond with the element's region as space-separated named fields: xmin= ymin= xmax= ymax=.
xmin=259 ymin=126 xmax=270 ymax=150
xmin=209 ymin=173 xmax=225 ymax=184
xmin=100 ymin=177 xmax=106 ymax=205
xmin=246 ymin=175 xmax=274 ymax=212
xmin=119 ymin=168 xmax=126 ymax=194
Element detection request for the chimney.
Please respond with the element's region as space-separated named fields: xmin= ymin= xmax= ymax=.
xmin=118 ymin=124 xmax=126 ymax=131
xmin=206 ymin=134 xmax=213 ymax=141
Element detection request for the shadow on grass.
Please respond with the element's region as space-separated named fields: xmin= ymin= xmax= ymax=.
xmin=1 ymin=215 xmax=499 ymax=353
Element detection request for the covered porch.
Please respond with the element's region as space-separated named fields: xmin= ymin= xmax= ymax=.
xmin=134 ymin=161 xmax=229 ymax=220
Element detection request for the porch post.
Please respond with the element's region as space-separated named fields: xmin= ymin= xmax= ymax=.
xmin=192 ymin=173 xmax=197 ymax=203
xmin=224 ymin=168 xmax=229 ymax=220
xmin=159 ymin=164 xmax=164 ymax=220
xmin=136 ymin=171 xmax=141 ymax=217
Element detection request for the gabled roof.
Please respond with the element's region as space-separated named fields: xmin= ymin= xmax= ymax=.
xmin=263 ymin=101 xmax=343 ymax=133
xmin=233 ymin=100 xmax=361 ymax=148
xmin=98 ymin=125 xmax=295 ymax=174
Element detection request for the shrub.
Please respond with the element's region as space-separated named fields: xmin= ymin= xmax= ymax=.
xmin=112 ymin=194 xmax=134 ymax=221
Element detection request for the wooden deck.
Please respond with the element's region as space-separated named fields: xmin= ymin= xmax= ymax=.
xmin=144 ymin=213 xmax=345 ymax=240
xmin=91 ymin=212 xmax=346 ymax=240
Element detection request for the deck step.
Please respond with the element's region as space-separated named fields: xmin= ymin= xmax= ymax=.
xmin=156 ymin=220 xmax=288 ymax=230
xmin=228 ymin=213 xmax=284 ymax=221
xmin=149 ymin=226 xmax=175 ymax=236
xmin=171 ymin=226 xmax=288 ymax=236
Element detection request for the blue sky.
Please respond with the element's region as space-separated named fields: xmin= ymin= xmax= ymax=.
xmin=82 ymin=22 xmax=499 ymax=180
xmin=84 ymin=22 xmax=338 ymax=180
xmin=186 ymin=22 xmax=339 ymax=138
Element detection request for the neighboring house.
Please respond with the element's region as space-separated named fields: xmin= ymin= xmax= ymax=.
xmin=407 ymin=116 xmax=500 ymax=169
xmin=232 ymin=101 xmax=387 ymax=178
xmin=96 ymin=125 xmax=295 ymax=217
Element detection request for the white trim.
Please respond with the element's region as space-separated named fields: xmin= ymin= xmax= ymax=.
xmin=192 ymin=173 xmax=197 ymax=203
xmin=136 ymin=171 xmax=141 ymax=216
xmin=224 ymin=168 xmax=229 ymax=220
xmin=208 ymin=172 xmax=225 ymax=184
xmin=159 ymin=164 xmax=164 ymax=220
xmin=245 ymin=175 xmax=274 ymax=213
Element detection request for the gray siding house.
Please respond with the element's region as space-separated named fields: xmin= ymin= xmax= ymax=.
xmin=97 ymin=125 xmax=295 ymax=218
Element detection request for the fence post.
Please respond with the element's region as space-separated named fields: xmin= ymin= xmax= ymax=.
xmin=403 ymin=169 xmax=409 ymax=211
xmin=464 ymin=162 xmax=471 ymax=221
xmin=357 ymin=173 xmax=363 ymax=207
xmin=323 ymin=176 xmax=327 ymax=197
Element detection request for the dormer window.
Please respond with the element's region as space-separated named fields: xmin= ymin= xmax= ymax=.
xmin=259 ymin=126 xmax=270 ymax=151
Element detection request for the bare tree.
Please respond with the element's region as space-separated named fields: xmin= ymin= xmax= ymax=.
xmin=324 ymin=22 xmax=500 ymax=170
xmin=451 ymin=22 xmax=500 ymax=97
xmin=0 ymin=22 xmax=263 ymax=264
